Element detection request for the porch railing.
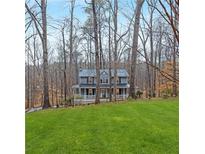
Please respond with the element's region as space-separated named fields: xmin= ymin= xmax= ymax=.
xmin=78 ymin=94 xmax=128 ymax=100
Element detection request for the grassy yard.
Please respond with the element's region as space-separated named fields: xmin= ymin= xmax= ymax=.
xmin=26 ymin=98 xmax=179 ymax=154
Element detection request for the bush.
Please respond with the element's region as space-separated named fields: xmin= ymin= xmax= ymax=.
xmin=161 ymin=89 xmax=172 ymax=99
xmin=162 ymin=94 xmax=169 ymax=99
xmin=127 ymin=96 xmax=134 ymax=101
xmin=61 ymin=97 xmax=73 ymax=106
xmin=136 ymin=90 xmax=143 ymax=99
xmin=74 ymin=95 xmax=83 ymax=99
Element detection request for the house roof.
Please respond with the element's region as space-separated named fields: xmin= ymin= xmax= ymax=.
xmin=79 ymin=69 xmax=129 ymax=77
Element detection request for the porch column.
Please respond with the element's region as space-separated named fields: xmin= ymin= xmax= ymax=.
xmin=83 ymin=88 xmax=86 ymax=99
xmin=123 ymin=88 xmax=125 ymax=100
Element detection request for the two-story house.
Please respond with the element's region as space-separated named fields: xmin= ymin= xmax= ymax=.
xmin=72 ymin=69 xmax=129 ymax=100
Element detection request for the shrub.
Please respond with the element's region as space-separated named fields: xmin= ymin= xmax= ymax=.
xmin=74 ymin=95 xmax=83 ymax=99
xmin=161 ymin=89 xmax=172 ymax=99
xmin=136 ymin=90 xmax=143 ymax=98
xmin=162 ymin=94 xmax=168 ymax=99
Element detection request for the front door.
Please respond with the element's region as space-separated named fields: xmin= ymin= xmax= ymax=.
xmin=101 ymin=89 xmax=106 ymax=98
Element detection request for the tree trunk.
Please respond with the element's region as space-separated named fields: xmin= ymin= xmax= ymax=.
xmin=130 ymin=0 xmax=144 ymax=98
xmin=99 ymin=25 xmax=103 ymax=69
xmin=51 ymin=73 xmax=54 ymax=106
xmin=92 ymin=0 xmax=100 ymax=104
xmin=55 ymin=68 xmax=58 ymax=105
xmin=113 ymin=0 xmax=118 ymax=101
xmin=69 ymin=0 xmax=75 ymax=97
xmin=143 ymin=44 xmax=152 ymax=98
xmin=98 ymin=8 xmax=104 ymax=69
xmin=149 ymin=7 xmax=155 ymax=97
xmin=158 ymin=26 xmax=162 ymax=97
xmin=60 ymin=72 xmax=63 ymax=103
xmin=172 ymin=8 xmax=178 ymax=97
xmin=153 ymin=48 xmax=157 ymax=97
xmin=41 ymin=0 xmax=51 ymax=109
xmin=172 ymin=36 xmax=177 ymax=96
xmin=108 ymin=9 xmax=112 ymax=102
xmin=26 ymin=47 xmax=30 ymax=109
xmin=32 ymin=35 xmax=36 ymax=107
xmin=89 ymin=35 xmax=92 ymax=68
xmin=62 ymin=28 xmax=67 ymax=101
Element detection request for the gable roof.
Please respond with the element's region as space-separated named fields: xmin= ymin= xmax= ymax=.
xmin=79 ymin=69 xmax=129 ymax=77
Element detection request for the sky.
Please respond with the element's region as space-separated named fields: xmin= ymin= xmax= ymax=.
xmin=26 ymin=0 xmax=155 ymax=61
xmin=26 ymin=0 xmax=151 ymax=37
xmin=45 ymin=0 xmax=139 ymax=48
xmin=47 ymin=0 xmax=88 ymax=23
xmin=45 ymin=0 xmax=152 ymax=36
xmin=46 ymin=0 xmax=148 ymax=24
xmin=26 ymin=0 xmax=162 ymax=40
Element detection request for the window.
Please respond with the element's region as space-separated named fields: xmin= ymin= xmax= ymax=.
xmin=94 ymin=77 xmax=96 ymax=84
xmin=89 ymin=89 xmax=93 ymax=95
xmin=89 ymin=77 xmax=92 ymax=84
xmin=120 ymin=77 xmax=127 ymax=84
xmin=117 ymin=77 xmax=119 ymax=84
xmin=101 ymin=78 xmax=108 ymax=84
xmin=80 ymin=77 xmax=87 ymax=84
xmin=101 ymin=89 xmax=106 ymax=98
xmin=111 ymin=77 xmax=114 ymax=84
xmin=100 ymin=71 xmax=108 ymax=84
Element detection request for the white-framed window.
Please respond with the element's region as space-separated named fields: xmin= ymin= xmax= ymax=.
xmin=88 ymin=89 xmax=93 ymax=95
xmin=80 ymin=77 xmax=87 ymax=84
xmin=101 ymin=78 xmax=108 ymax=84
xmin=88 ymin=77 xmax=93 ymax=84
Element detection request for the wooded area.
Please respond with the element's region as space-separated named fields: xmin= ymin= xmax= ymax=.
xmin=25 ymin=0 xmax=179 ymax=109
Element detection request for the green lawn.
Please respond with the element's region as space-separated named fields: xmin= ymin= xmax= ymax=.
xmin=26 ymin=98 xmax=179 ymax=154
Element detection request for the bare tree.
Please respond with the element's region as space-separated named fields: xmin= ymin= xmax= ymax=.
xmin=91 ymin=0 xmax=100 ymax=104
xmin=139 ymin=25 xmax=152 ymax=98
xmin=147 ymin=0 xmax=179 ymax=43
xmin=26 ymin=42 xmax=30 ymax=108
xmin=113 ymin=0 xmax=118 ymax=101
xmin=108 ymin=8 xmax=112 ymax=102
xmin=61 ymin=25 xmax=68 ymax=101
xmin=68 ymin=0 xmax=76 ymax=97
xmin=41 ymin=0 xmax=50 ymax=108
xmin=130 ymin=0 xmax=145 ymax=98
xmin=25 ymin=0 xmax=51 ymax=108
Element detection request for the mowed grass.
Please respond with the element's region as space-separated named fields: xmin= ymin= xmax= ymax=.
xmin=26 ymin=98 xmax=179 ymax=154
